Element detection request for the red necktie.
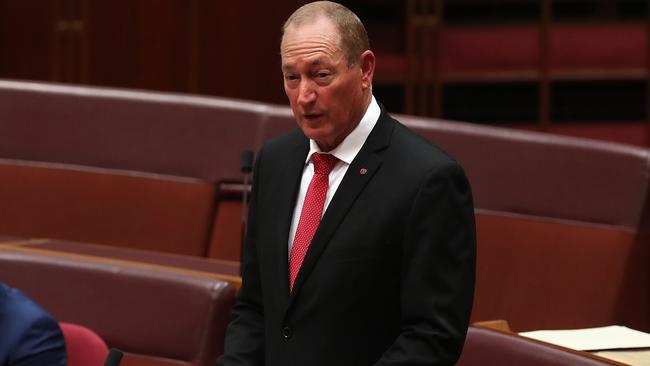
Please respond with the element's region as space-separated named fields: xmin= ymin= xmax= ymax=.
xmin=289 ymin=153 xmax=338 ymax=291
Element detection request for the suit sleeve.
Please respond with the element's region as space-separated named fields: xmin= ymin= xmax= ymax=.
xmin=12 ymin=315 xmax=67 ymax=366
xmin=218 ymin=149 xmax=266 ymax=366
xmin=376 ymin=161 xmax=476 ymax=366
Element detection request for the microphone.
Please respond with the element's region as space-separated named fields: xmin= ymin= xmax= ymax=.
xmin=104 ymin=349 xmax=123 ymax=366
xmin=240 ymin=150 xmax=254 ymax=175
xmin=240 ymin=150 xmax=255 ymax=265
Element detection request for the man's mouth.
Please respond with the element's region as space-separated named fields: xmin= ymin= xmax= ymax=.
xmin=304 ymin=114 xmax=322 ymax=121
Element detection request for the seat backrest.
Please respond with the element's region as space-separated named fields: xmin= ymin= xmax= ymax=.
xmin=396 ymin=115 xmax=650 ymax=331
xmin=398 ymin=115 xmax=650 ymax=229
xmin=0 ymin=159 xmax=216 ymax=256
xmin=2 ymin=79 xmax=650 ymax=331
xmin=456 ymin=327 xmax=622 ymax=366
xmin=0 ymin=244 xmax=237 ymax=366
xmin=59 ymin=322 xmax=109 ymax=366
xmin=24 ymin=239 xmax=240 ymax=280
xmin=208 ymin=183 xmax=246 ymax=262
xmin=0 ymin=80 xmax=266 ymax=182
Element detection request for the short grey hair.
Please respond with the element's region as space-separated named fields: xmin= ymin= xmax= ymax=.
xmin=281 ymin=1 xmax=371 ymax=65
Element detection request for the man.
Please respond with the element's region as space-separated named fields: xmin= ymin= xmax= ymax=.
xmin=219 ymin=2 xmax=475 ymax=365
xmin=0 ymin=283 xmax=67 ymax=366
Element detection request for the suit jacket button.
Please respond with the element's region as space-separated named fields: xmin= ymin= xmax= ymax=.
xmin=282 ymin=326 xmax=292 ymax=339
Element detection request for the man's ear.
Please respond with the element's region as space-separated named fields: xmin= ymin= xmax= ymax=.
xmin=359 ymin=50 xmax=375 ymax=89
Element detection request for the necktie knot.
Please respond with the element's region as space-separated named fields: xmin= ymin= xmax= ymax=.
xmin=311 ymin=153 xmax=338 ymax=175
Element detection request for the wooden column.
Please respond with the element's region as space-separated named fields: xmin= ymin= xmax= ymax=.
xmin=646 ymin=1 xmax=650 ymax=146
xmin=187 ymin=0 xmax=200 ymax=94
xmin=52 ymin=0 xmax=87 ymax=84
xmin=405 ymin=0 xmax=415 ymax=115
xmin=51 ymin=0 xmax=63 ymax=81
xmin=405 ymin=0 xmax=441 ymax=117
xmin=539 ymin=0 xmax=552 ymax=132
xmin=432 ymin=0 xmax=443 ymax=119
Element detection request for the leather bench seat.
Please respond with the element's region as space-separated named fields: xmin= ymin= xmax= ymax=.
xmin=0 ymin=80 xmax=264 ymax=182
xmin=0 ymin=242 xmax=237 ymax=366
xmin=1 ymin=79 xmax=650 ymax=334
xmin=394 ymin=115 xmax=650 ymax=331
xmin=456 ymin=326 xmax=622 ymax=366
xmin=256 ymin=110 xmax=650 ymax=331
xmin=17 ymin=238 xmax=241 ymax=280
xmin=0 ymin=159 xmax=217 ymax=256
xmin=373 ymin=23 xmax=645 ymax=81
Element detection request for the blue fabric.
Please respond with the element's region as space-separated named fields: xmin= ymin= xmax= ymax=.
xmin=0 ymin=284 xmax=67 ymax=366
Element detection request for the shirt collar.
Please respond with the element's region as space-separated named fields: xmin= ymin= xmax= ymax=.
xmin=306 ymin=95 xmax=380 ymax=165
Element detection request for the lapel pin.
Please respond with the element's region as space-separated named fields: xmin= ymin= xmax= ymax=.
xmin=360 ymin=168 xmax=367 ymax=175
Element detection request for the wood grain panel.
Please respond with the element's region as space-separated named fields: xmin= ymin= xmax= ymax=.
xmin=87 ymin=0 xmax=191 ymax=91
xmin=196 ymin=0 xmax=307 ymax=104
xmin=0 ymin=0 xmax=56 ymax=80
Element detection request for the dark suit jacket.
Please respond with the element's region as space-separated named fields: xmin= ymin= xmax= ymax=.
xmin=0 ymin=284 xmax=67 ymax=366
xmin=220 ymin=107 xmax=476 ymax=366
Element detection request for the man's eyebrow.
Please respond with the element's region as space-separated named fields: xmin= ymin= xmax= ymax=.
xmin=281 ymin=64 xmax=295 ymax=71
xmin=310 ymin=58 xmax=333 ymax=67
xmin=281 ymin=56 xmax=332 ymax=71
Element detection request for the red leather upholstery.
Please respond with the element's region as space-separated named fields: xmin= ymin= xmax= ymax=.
xmin=0 ymin=244 xmax=237 ymax=366
xmin=209 ymin=200 xmax=244 ymax=262
xmin=0 ymin=159 xmax=216 ymax=256
xmin=0 ymin=80 xmax=264 ymax=182
xmin=374 ymin=23 xmax=645 ymax=79
xmin=456 ymin=327 xmax=621 ymax=366
xmin=473 ymin=213 xmax=643 ymax=331
xmin=59 ymin=322 xmax=109 ymax=366
xmin=1 ymin=79 xmax=649 ymax=334
xmin=395 ymin=115 xmax=650 ymax=331
xmin=25 ymin=239 xmax=240 ymax=280
xmin=397 ymin=115 xmax=650 ymax=228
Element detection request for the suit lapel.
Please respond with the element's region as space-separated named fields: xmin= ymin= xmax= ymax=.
xmin=272 ymin=135 xmax=309 ymax=300
xmin=287 ymin=111 xmax=396 ymax=308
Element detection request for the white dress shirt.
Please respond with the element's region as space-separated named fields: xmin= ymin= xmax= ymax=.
xmin=288 ymin=96 xmax=381 ymax=253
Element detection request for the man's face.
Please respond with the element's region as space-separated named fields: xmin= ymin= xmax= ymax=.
xmin=281 ymin=17 xmax=373 ymax=151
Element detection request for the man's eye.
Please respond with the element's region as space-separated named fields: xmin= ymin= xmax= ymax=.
xmin=285 ymin=74 xmax=298 ymax=81
xmin=317 ymin=72 xmax=330 ymax=78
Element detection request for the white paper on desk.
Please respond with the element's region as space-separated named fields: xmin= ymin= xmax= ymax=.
xmin=520 ymin=325 xmax=650 ymax=351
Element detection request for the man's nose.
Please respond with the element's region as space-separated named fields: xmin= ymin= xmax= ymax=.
xmin=297 ymin=80 xmax=317 ymax=106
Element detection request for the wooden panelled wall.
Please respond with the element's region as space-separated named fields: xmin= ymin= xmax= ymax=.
xmin=0 ymin=0 xmax=308 ymax=104
xmin=2 ymin=0 xmax=648 ymax=143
